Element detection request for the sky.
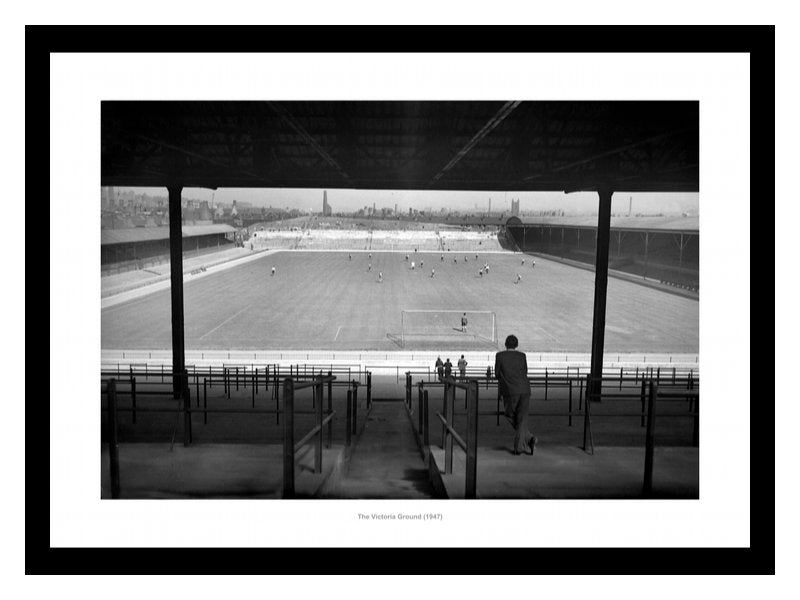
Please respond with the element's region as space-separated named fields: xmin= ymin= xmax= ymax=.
xmin=115 ymin=187 xmax=699 ymax=215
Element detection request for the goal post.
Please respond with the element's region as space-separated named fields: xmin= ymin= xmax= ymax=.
xmin=400 ymin=310 xmax=497 ymax=348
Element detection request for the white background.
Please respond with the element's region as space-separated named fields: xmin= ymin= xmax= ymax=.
xmin=49 ymin=50 xmax=749 ymax=549
xmin=3 ymin=2 xmax=793 ymax=595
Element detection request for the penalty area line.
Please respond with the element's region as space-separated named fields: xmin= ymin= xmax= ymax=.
xmin=199 ymin=304 xmax=252 ymax=340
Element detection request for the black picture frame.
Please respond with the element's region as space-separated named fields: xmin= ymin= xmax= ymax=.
xmin=34 ymin=23 xmax=773 ymax=575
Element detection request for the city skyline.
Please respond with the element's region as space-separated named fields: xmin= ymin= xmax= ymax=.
xmin=109 ymin=187 xmax=699 ymax=215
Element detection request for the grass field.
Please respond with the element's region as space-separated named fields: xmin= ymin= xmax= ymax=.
xmin=101 ymin=250 xmax=699 ymax=353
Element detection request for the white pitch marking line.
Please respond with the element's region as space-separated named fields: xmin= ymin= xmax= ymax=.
xmin=536 ymin=325 xmax=558 ymax=342
xmin=334 ymin=325 xmax=343 ymax=341
xmin=199 ymin=304 xmax=252 ymax=340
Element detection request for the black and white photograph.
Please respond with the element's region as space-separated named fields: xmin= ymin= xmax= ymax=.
xmin=32 ymin=20 xmax=779 ymax=580
xmin=99 ymin=100 xmax=700 ymax=501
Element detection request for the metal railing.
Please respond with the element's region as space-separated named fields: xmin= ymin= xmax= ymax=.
xmin=282 ymin=375 xmax=337 ymax=498
xmin=642 ymin=382 xmax=699 ymax=496
xmin=102 ymin=371 xmax=370 ymax=498
xmin=408 ymin=365 xmax=697 ymax=391
xmin=102 ymin=366 xmax=371 ymax=427
xmin=345 ymin=382 xmax=361 ymax=446
xmin=102 ymin=372 xmax=192 ymax=499
xmin=411 ymin=373 xmax=698 ymax=498
xmin=102 ymin=363 xmax=372 ymax=386
xmin=106 ymin=379 xmax=121 ymax=499
xmin=412 ymin=374 xmax=698 ymax=432
xmin=581 ymin=374 xmax=699 ymax=454
xmin=102 ymin=373 xmax=362 ymax=427
xmin=434 ymin=378 xmax=480 ymax=499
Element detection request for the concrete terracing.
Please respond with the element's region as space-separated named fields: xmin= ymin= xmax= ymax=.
xmin=101 ymin=443 xmax=346 ymax=499
xmin=428 ymin=445 xmax=698 ymax=499
xmin=100 ymin=376 xmax=698 ymax=499
xmin=325 ymin=400 xmax=435 ymax=499
xmin=249 ymin=229 xmax=504 ymax=252
xmin=101 ymin=246 xmax=268 ymax=301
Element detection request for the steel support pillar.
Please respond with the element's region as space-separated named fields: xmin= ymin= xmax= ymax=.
xmin=168 ymin=185 xmax=186 ymax=398
xmin=589 ymin=188 xmax=613 ymax=403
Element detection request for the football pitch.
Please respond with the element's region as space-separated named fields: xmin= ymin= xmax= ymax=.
xmin=101 ymin=250 xmax=699 ymax=353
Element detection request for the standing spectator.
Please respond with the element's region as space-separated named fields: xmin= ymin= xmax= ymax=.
xmin=495 ymin=334 xmax=536 ymax=455
xmin=444 ymin=358 xmax=453 ymax=380
xmin=435 ymin=357 xmax=444 ymax=381
xmin=457 ymin=355 xmax=468 ymax=379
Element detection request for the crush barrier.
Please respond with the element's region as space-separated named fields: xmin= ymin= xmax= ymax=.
xmin=411 ymin=373 xmax=698 ymax=498
xmin=101 ymin=371 xmax=366 ymax=498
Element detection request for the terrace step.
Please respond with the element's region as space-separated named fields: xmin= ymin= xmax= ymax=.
xmin=332 ymin=401 xmax=436 ymax=498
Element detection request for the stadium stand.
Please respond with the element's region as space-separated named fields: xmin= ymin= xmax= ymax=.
xmin=506 ymin=217 xmax=699 ymax=290
xmin=101 ymin=246 xmax=257 ymax=298
xmin=99 ymin=101 xmax=701 ymax=501
xmin=249 ymin=229 xmax=489 ymax=252
xmin=439 ymin=232 xmax=504 ymax=252
xmin=101 ymin=224 xmax=238 ymax=275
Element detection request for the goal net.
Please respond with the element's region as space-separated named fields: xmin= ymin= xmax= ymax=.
xmin=399 ymin=310 xmax=497 ymax=349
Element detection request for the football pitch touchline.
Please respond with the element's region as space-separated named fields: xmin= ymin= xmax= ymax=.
xmin=199 ymin=304 xmax=252 ymax=340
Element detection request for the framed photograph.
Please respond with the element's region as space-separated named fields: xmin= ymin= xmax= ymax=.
xmin=35 ymin=23 xmax=772 ymax=576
